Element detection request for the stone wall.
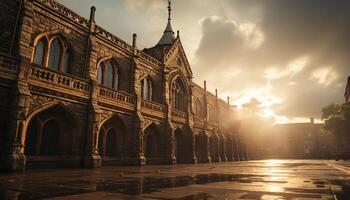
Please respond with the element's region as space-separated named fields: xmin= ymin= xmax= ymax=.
xmin=0 ymin=0 xmax=247 ymax=171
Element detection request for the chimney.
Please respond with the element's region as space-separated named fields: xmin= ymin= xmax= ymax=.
xmin=227 ymin=96 xmax=230 ymax=104
xmin=215 ymin=89 xmax=218 ymax=99
xmin=204 ymin=80 xmax=207 ymax=91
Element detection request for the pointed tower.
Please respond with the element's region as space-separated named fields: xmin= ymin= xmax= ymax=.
xmin=157 ymin=0 xmax=175 ymax=45
xmin=143 ymin=0 xmax=177 ymax=61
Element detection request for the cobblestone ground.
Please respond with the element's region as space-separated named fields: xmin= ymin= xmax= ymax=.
xmin=1 ymin=160 xmax=350 ymax=200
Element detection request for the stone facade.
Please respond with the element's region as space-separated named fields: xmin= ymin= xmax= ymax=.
xmin=0 ymin=0 xmax=247 ymax=171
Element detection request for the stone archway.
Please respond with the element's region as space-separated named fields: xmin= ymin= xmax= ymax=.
xmin=209 ymin=134 xmax=220 ymax=162
xmin=24 ymin=104 xmax=77 ymax=168
xmin=174 ymin=128 xmax=192 ymax=164
xmin=98 ymin=115 xmax=127 ymax=164
xmin=144 ymin=123 xmax=163 ymax=164
xmin=195 ymin=132 xmax=209 ymax=163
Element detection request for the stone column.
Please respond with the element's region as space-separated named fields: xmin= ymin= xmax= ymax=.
xmin=226 ymin=136 xmax=234 ymax=161
xmin=163 ymin=65 xmax=176 ymax=164
xmin=203 ymin=81 xmax=211 ymax=163
xmin=188 ymin=79 xmax=197 ymax=164
xmin=82 ymin=7 xmax=102 ymax=168
xmin=205 ymin=131 xmax=211 ymax=163
xmin=130 ymin=34 xmax=145 ymax=165
xmin=82 ymin=7 xmax=104 ymax=168
xmin=233 ymin=137 xmax=239 ymax=161
xmin=0 ymin=0 xmax=34 ymax=171
xmin=188 ymin=126 xmax=197 ymax=164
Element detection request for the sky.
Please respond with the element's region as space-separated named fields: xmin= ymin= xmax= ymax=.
xmin=57 ymin=0 xmax=350 ymax=123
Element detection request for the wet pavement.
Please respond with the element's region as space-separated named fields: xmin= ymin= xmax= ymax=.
xmin=1 ymin=160 xmax=350 ymax=199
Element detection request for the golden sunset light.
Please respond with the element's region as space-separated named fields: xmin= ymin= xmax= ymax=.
xmin=1 ymin=0 xmax=350 ymax=199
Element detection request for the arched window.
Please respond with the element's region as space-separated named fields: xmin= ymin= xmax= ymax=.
xmin=97 ymin=64 xmax=103 ymax=84
xmin=48 ymin=38 xmax=62 ymax=71
xmin=172 ymin=77 xmax=187 ymax=112
xmin=193 ymin=98 xmax=202 ymax=116
xmin=33 ymin=39 xmax=46 ymax=65
xmin=97 ymin=59 xmax=119 ymax=90
xmin=105 ymin=61 xmax=114 ymax=88
xmin=63 ymin=50 xmax=70 ymax=73
xmin=32 ymin=35 xmax=72 ymax=74
xmin=141 ymin=76 xmax=153 ymax=101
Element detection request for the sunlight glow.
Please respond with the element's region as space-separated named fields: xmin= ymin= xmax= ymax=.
xmin=264 ymin=160 xmax=283 ymax=167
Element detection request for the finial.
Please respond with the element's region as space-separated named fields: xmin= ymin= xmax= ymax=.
xmin=168 ymin=0 xmax=172 ymax=21
xmin=90 ymin=6 xmax=96 ymax=23
xmin=227 ymin=96 xmax=230 ymax=104
xmin=204 ymin=80 xmax=207 ymax=90
xmin=132 ymin=33 xmax=137 ymax=48
xmin=215 ymin=89 xmax=218 ymax=98
xmin=177 ymin=30 xmax=180 ymax=38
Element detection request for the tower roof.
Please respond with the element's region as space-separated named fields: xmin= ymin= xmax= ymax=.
xmin=157 ymin=0 xmax=175 ymax=45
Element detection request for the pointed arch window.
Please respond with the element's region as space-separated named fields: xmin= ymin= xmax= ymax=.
xmin=172 ymin=77 xmax=187 ymax=112
xmin=32 ymin=35 xmax=72 ymax=74
xmin=97 ymin=64 xmax=103 ymax=84
xmin=97 ymin=59 xmax=119 ymax=90
xmin=33 ymin=39 xmax=46 ymax=65
xmin=141 ymin=76 xmax=153 ymax=101
xmin=48 ymin=38 xmax=62 ymax=70
xmin=193 ymin=97 xmax=202 ymax=116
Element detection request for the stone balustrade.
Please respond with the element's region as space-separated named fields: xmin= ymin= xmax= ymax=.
xmin=171 ymin=109 xmax=187 ymax=119
xmin=98 ymin=86 xmax=135 ymax=105
xmin=141 ymin=99 xmax=166 ymax=113
xmin=30 ymin=65 xmax=89 ymax=92
xmin=193 ymin=115 xmax=205 ymax=128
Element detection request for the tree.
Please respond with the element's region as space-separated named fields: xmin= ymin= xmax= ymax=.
xmin=321 ymin=103 xmax=350 ymax=152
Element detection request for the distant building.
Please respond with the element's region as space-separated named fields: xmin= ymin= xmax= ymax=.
xmin=250 ymin=118 xmax=336 ymax=160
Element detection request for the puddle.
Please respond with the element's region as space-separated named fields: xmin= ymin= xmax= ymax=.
xmin=0 ymin=173 xmax=272 ymax=199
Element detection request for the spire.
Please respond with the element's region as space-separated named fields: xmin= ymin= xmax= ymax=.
xmin=168 ymin=0 xmax=172 ymax=21
xmin=157 ymin=0 xmax=175 ymax=45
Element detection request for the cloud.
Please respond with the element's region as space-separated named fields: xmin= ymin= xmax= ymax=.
xmin=264 ymin=56 xmax=308 ymax=80
xmin=193 ymin=0 xmax=350 ymax=122
xmin=195 ymin=16 xmax=264 ymax=68
xmin=310 ymin=67 xmax=339 ymax=86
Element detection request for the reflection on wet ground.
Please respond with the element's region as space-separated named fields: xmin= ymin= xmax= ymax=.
xmin=0 ymin=160 xmax=350 ymax=199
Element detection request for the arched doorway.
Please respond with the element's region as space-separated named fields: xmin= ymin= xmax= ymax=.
xmin=144 ymin=124 xmax=163 ymax=164
xmin=174 ymin=128 xmax=192 ymax=164
xmin=24 ymin=105 xmax=76 ymax=168
xmin=195 ymin=133 xmax=209 ymax=163
xmin=98 ymin=115 xmax=127 ymax=164
xmin=209 ymin=134 xmax=220 ymax=162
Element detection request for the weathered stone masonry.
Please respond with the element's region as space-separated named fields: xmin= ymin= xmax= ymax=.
xmin=0 ymin=0 xmax=248 ymax=171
